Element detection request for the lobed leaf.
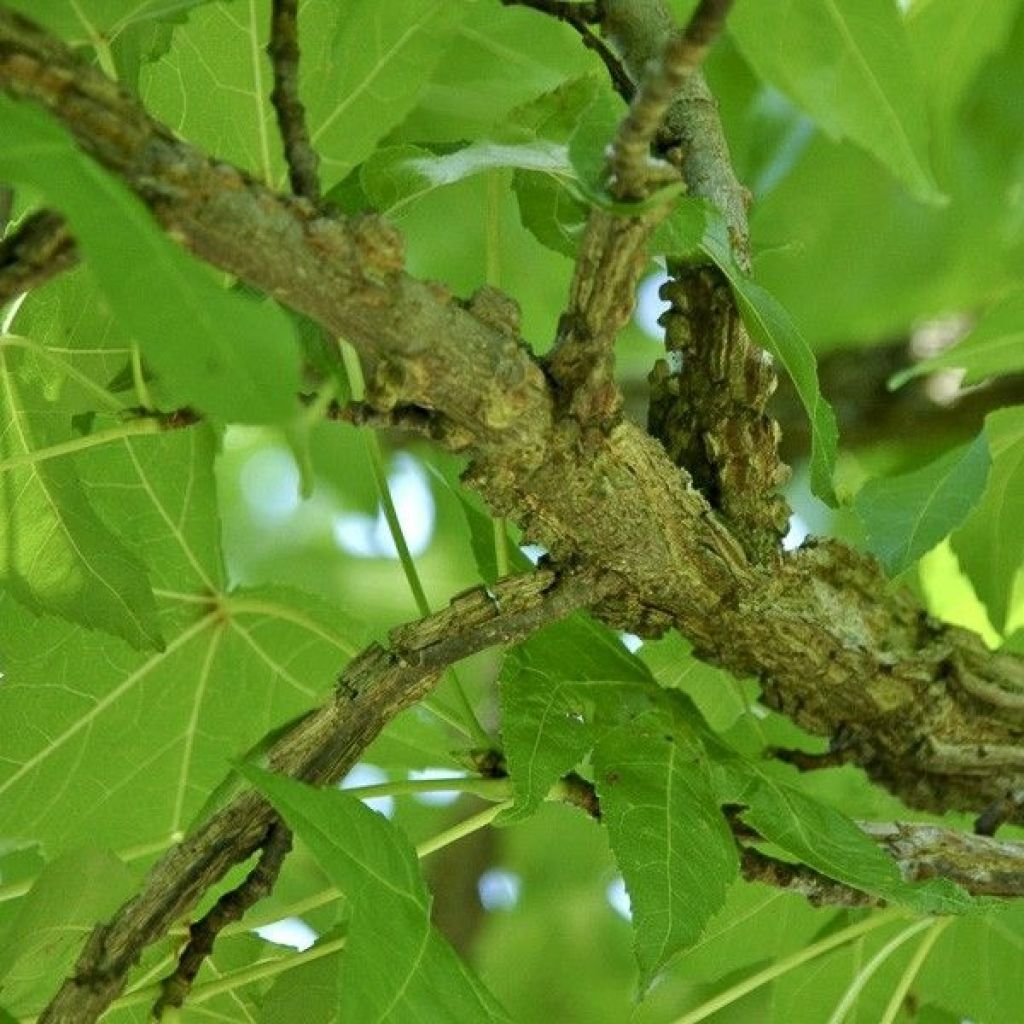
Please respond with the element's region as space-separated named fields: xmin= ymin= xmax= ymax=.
xmin=0 ymin=344 xmax=162 ymax=649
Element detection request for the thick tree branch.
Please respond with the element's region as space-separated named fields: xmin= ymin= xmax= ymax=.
xmin=267 ymin=0 xmax=320 ymax=202
xmin=39 ymin=567 xmax=607 ymax=1022
xmin=596 ymin=0 xmax=792 ymax=555
xmin=4 ymin=7 xmax=1024 ymax=832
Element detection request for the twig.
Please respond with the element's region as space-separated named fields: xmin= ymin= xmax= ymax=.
xmin=0 ymin=209 xmax=76 ymax=305
xmin=611 ymin=0 xmax=732 ymax=201
xmin=267 ymin=0 xmax=320 ymax=202
xmin=501 ymin=0 xmax=635 ymax=101
xmin=153 ymin=822 xmax=293 ymax=1017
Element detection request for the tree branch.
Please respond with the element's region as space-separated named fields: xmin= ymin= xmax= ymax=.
xmin=153 ymin=822 xmax=293 ymax=1017
xmin=39 ymin=568 xmax=608 ymax=1022
xmin=267 ymin=0 xmax=320 ymax=202
xmin=4 ymin=7 xmax=1024 ymax=833
xmin=610 ymin=0 xmax=731 ymax=202
xmin=0 ymin=207 xmax=75 ymax=303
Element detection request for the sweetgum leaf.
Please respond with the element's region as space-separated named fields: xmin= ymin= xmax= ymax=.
xmin=244 ymin=768 xmax=513 ymax=1023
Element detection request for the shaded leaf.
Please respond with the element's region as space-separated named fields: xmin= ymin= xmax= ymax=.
xmin=711 ymin=751 xmax=973 ymax=914
xmin=0 ymin=345 xmax=162 ymax=649
xmin=0 ymin=96 xmax=300 ymax=424
xmin=243 ymin=768 xmax=513 ymax=1023
xmin=891 ymin=291 xmax=1024 ymax=388
xmin=951 ymin=405 xmax=1024 ymax=632
xmin=855 ymin=432 xmax=992 ymax=575
xmin=304 ymin=0 xmax=471 ymax=188
xmin=730 ymin=0 xmax=942 ymax=202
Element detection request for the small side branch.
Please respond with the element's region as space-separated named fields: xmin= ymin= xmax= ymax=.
xmin=267 ymin=0 xmax=320 ymax=202
xmin=153 ymin=822 xmax=293 ymax=1017
xmin=501 ymin=0 xmax=634 ymax=101
xmin=611 ymin=0 xmax=732 ymax=201
xmin=0 ymin=209 xmax=76 ymax=305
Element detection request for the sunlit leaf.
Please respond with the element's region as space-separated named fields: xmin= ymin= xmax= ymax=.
xmin=594 ymin=708 xmax=739 ymax=985
xmin=855 ymin=433 xmax=992 ymax=575
xmin=244 ymin=768 xmax=513 ymax=1023
xmin=730 ymin=0 xmax=942 ymax=202
xmin=951 ymin=405 xmax=1024 ymax=632
xmin=0 ymin=428 xmax=360 ymax=854
xmin=0 ymin=96 xmax=300 ymax=424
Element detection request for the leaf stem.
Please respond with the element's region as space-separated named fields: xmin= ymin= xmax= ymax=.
xmin=0 ymin=418 xmax=160 ymax=474
xmin=825 ymin=917 xmax=934 ymax=1024
xmin=877 ymin=917 xmax=951 ymax=1024
xmin=671 ymin=909 xmax=905 ymax=1024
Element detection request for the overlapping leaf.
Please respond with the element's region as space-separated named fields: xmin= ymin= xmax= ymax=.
xmin=730 ymin=0 xmax=942 ymax=202
xmin=0 ymin=427 xmax=362 ymax=854
xmin=0 ymin=96 xmax=300 ymax=424
xmin=245 ymin=768 xmax=513 ymax=1023
xmin=855 ymin=433 xmax=992 ymax=575
xmin=0 ymin=344 xmax=161 ymax=649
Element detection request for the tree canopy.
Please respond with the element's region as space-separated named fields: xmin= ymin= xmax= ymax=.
xmin=1 ymin=1 xmax=1024 ymax=1021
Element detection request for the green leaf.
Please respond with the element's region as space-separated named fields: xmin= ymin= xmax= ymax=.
xmin=855 ymin=433 xmax=992 ymax=575
xmin=356 ymin=140 xmax=575 ymax=216
xmin=3 ymin=0 xmax=214 ymax=44
xmin=951 ymin=405 xmax=1024 ymax=632
xmin=594 ymin=708 xmax=740 ymax=985
xmin=0 ymin=428 xmax=361 ymax=854
xmin=917 ymin=900 xmax=1024 ymax=1022
xmin=907 ymin=0 xmax=1024 ymax=129
xmin=891 ymin=291 xmax=1024 ymax=388
xmin=729 ymin=0 xmax=942 ymax=202
xmin=0 ymin=345 xmax=162 ymax=650
xmin=713 ymin=753 xmax=973 ymax=914
xmin=242 ymin=768 xmax=513 ymax=1023
xmin=639 ymin=630 xmax=759 ymax=733
xmin=660 ymin=201 xmax=839 ymax=502
xmin=259 ymin=930 xmax=345 ymax=1024
xmin=512 ymin=170 xmax=588 ymax=259
xmin=0 ymin=846 xmax=135 ymax=1015
xmin=498 ymin=614 xmax=653 ymax=821
xmin=304 ymin=0 xmax=471 ymax=189
xmin=0 ymin=95 xmax=300 ymax=424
